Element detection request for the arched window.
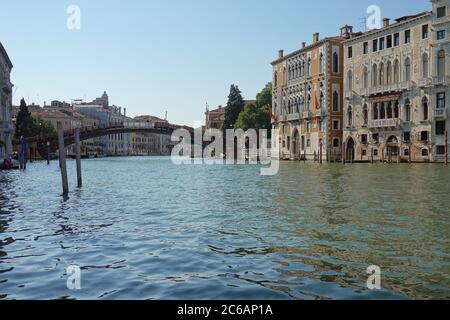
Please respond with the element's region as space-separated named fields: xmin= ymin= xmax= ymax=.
xmin=422 ymin=53 xmax=429 ymax=78
xmin=373 ymin=104 xmax=379 ymax=120
xmin=393 ymin=59 xmax=400 ymax=83
xmin=422 ymin=149 xmax=429 ymax=156
xmin=347 ymin=70 xmax=353 ymax=91
xmin=319 ymin=53 xmax=324 ymax=74
xmin=380 ymin=103 xmax=386 ymax=119
xmin=387 ymin=102 xmax=393 ymax=119
xmin=332 ymin=91 xmax=339 ymax=112
xmin=379 ymin=62 xmax=384 ymax=85
xmin=363 ymin=67 xmax=368 ymax=89
xmin=386 ymin=61 xmax=392 ymax=84
xmin=363 ymin=104 xmax=368 ymax=125
xmin=348 ymin=106 xmax=353 ymax=126
xmin=422 ymin=97 xmax=429 ymax=121
xmin=405 ymin=99 xmax=411 ymax=122
xmin=333 ymin=52 xmax=339 ymax=73
xmin=437 ymin=50 xmax=446 ymax=77
xmin=320 ymin=91 xmax=324 ymax=109
xmin=405 ymin=57 xmax=411 ymax=81
xmin=307 ymin=58 xmax=312 ymax=76
xmin=394 ymin=101 xmax=399 ymax=118
xmin=372 ymin=64 xmax=378 ymax=86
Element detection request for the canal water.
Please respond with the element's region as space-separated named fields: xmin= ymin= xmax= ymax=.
xmin=0 ymin=157 xmax=449 ymax=300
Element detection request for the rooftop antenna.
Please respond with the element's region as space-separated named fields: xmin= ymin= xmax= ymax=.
xmin=359 ymin=17 xmax=368 ymax=32
xmin=164 ymin=111 xmax=168 ymax=121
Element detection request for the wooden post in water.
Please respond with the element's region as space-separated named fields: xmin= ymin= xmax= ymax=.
xmin=304 ymin=150 xmax=306 ymax=162
xmin=371 ymin=147 xmax=374 ymax=164
xmin=342 ymin=142 xmax=346 ymax=165
xmin=408 ymin=144 xmax=412 ymax=164
xmin=75 ymin=128 xmax=82 ymax=188
xmin=319 ymin=143 xmax=323 ymax=164
xmin=57 ymin=122 xmax=69 ymax=197
xmin=445 ymin=130 xmax=448 ymax=166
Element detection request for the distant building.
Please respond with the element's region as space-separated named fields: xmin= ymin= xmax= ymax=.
xmin=131 ymin=115 xmax=174 ymax=155
xmin=73 ymin=91 xmax=132 ymax=155
xmin=0 ymin=41 xmax=14 ymax=159
xmin=205 ymin=100 xmax=257 ymax=131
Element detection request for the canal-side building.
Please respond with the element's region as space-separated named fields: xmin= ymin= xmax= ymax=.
xmin=271 ymin=28 xmax=356 ymax=160
xmin=0 ymin=41 xmax=14 ymax=159
xmin=343 ymin=1 xmax=449 ymax=162
xmin=131 ymin=115 xmax=174 ymax=156
xmin=73 ymin=92 xmax=132 ymax=156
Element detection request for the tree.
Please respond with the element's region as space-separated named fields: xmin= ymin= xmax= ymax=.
xmin=15 ymin=98 xmax=33 ymax=138
xmin=30 ymin=116 xmax=56 ymax=136
xmin=235 ymin=103 xmax=271 ymax=133
xmin=256 ymin=82 xmax=272 ymax=109
xmin=234 ymin=83 xmax=272 ymax=134
xmin=15 ymin=98 xmax=56 ymax=138
xmin=223 ymin=84 xmax=244 ymax=130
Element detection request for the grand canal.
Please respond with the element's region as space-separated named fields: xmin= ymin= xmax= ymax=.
xmin=0 ymin=157 xmax=449 ymax=300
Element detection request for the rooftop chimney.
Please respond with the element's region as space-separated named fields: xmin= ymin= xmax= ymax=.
xmin=340 ymin=25 xmax=354 ymax=39
xmin=302 ymin=42 xmax=306 ymax=48
xmin=383 ymin=18 xmax=390 ymax=28
xmin=278 ymin=50 xmax=284 ymax=59
xmin=313 ymin=33 xmax=320 ymax=44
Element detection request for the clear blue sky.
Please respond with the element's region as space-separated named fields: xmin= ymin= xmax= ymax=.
xmin=0 ymin=0 xmax=429 ymax=126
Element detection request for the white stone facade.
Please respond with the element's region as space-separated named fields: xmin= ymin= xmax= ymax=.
xmin=0 ymin=42 xmax=13 ymax=159
xmin=343 ymin=0 xmax=449 ymax=162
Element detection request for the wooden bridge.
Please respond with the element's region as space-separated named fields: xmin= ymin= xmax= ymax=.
xmin=13 ymin=122 xmax=194 ymax=158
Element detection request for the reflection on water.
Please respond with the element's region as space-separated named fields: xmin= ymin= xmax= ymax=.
xmin=0 ymin=157 xmax=449 ymax=300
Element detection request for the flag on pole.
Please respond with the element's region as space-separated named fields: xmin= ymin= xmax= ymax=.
xmin=314 ymin=92 xmax=321 ymax=110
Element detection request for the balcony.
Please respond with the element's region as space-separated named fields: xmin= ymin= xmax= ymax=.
xmin=368 ymin=83 xmax=402 ymax=95
xmin=286 ymin=113 xmax=301 ymax=121
xmin=399 ymin=81 xmax=412 ymax=91
xmin=418 ymin=78 xmax=431 ymax=88
xmin=434 ymin=108 xmax=447 ymax=119
xmin=302 ymin=111 xmax=312 ymax=119
xmin=368 ymin=118 xmax=401 ymax=129
xmin=432 ymin=76 xmax=450 ymax=86
xmin=360 ymin=88 xmax=370 ymax=96
xmin=345 ymin=90 xmax=353 ymax=100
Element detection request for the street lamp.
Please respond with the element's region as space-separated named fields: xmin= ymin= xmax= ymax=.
xmin=46 ymin=141 xmax=50 ymax=165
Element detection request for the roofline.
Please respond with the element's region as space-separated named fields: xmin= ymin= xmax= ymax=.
xmin=343 ymin=11 xmax=432 ymax=45
xmin=0 ymin=42 xmax=13 ymax=69
xmin=271 ymin=36 xmax=341 ymax=65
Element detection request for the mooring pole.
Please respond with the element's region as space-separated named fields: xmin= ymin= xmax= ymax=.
xmin=57 ymin=122 xmax=69 ymax=197
xmin=409 ymin=144 xmax=412 ymax=164
xmin=75 ymin=127 xmax=82 ymax=188
xmin=342 ymin=142 xmax=346 ymax=165
xmin=319 ymin=143 xmax=323 ymax=164
xmin=445 ymin=130 xmax=448 ymax=166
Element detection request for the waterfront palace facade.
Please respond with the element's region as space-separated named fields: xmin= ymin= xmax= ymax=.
xmin=272 ymin=0 xmax=449 ymax=162
xmin=343 ymin=0 xmax=450 ymax=162
xmin=271 ymin=29 xmax=352 ymax=161
xmin=0 ymin=42 xmax=13 ymax=159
